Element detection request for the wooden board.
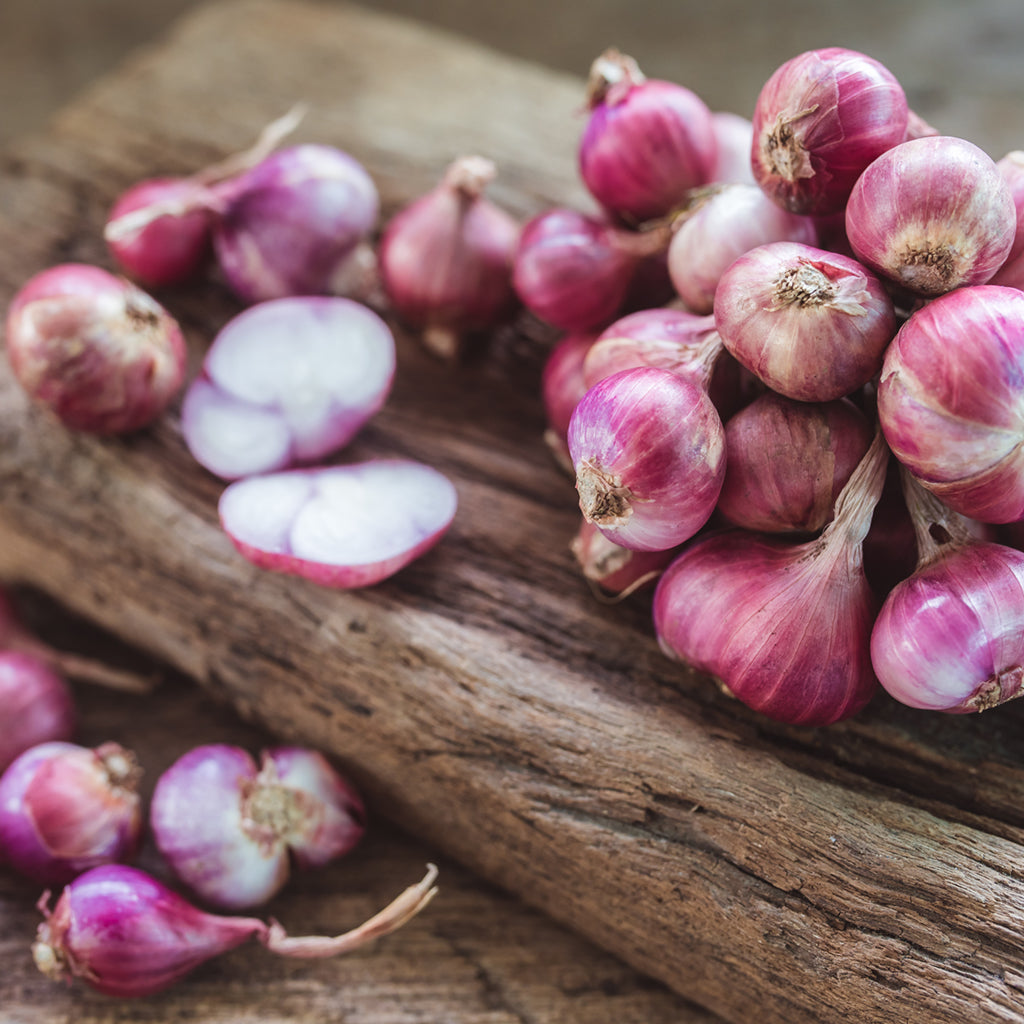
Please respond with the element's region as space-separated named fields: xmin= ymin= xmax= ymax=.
xmin=2 ymin=3 xmax=1024 ymax=1023
xmin=0 ymin=589 xmax=714 ymax=1024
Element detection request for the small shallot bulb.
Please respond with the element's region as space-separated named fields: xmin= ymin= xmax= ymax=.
xmin=877 ymin=285 xmax=1024 ymax=523
xmin=105 ymin=177 xmax=215 ymax=287
xmin=667 ymin=183 xmax=818 ymax=313
xmin=32 ymin=862 xmax=439 ymax=997
xmin=581 ymin=307 xmax=743 ymax=419
xmin=714 ymin=241 xmax=897 ymax=401
xmin=718 ymin=393 xmax=873 ymax=533
xmin=213 ymin=144 xmax=380 ymax=303
xmin=571 ymin=519 xmax=676 ymax=598
xmin=989 ymin=151 xmax=1024 ymax=290
xmin=181 ymin=297 xmax=396 ymax=480
xmin=751 ymin=47 xmax=908 ymax=216
xmin=0 ymin=652 xmax=75 ymax=773
xmin=845 ymin=136 xmax=1016 ymax=297
xmin=151 ymin=744 xmax=365 ymax=909
xmin=579 ymin=49 xmax=717 ymax=223
xmin=541 ymin=331 xmax=599 ymax=472
xmin=567 ymin=366 xmax=725 ymax=552
xmin=708 ymin=112 xmax=756 ymax=186
xmin=380 ymin=156 xmax=520 ymax=359
xmin=219 ymin=459 xmax=458 ymax=589
xmin=871 ymin=473 xmax=1024 ymax=713
xmin=512 ymin=208 xmax=664 ymax=331
xmin=654 ymin=431 xmax=890 ymax=726
xmin=5 ymin=264 xmax=187 ymax=433
xmin=0 ymin=741 xmax=142 ymax=884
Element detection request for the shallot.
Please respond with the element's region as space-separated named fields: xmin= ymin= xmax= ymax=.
xmin=751 ymin=47 xmax=908 ymax=216
xmin=990 ymin=150 xmax=1024 ymax=290
xmin=667 ymin=183 xmax=817 ymax=313
xmin=717 ymin=393 xmax=873 ymax=533
xmin=32 ymin=862 xmax=438 ymax=997
xmin=654 ymin=431 xmax=890 ymax=726
xmin=708 ymin=112 xmax=756 ymax=185
xmin=5 ymin=264 xmax=186 ymax=434
xmin=212 ymin=144 xmax=379 ymax=303
xmin=877 ymin=284 xmax=1024 ymax=523
xmin=512 ymin=208 xmax=664 ymax=331
xmin=151 ymin=744 xmax=365 ymax=909
xmin=541 ymin=330 xmax=599 ymax=471
xmin=0 ymin=652 xmax=75 ymax=774
xmin=579 ymin=49 xmax=716 ymax=223
xmin=713 ymin=241 xmax=897 ymax=402
xmin=219 ymin=459 xmax=458 ymax=588
xmin=845 ymin=136 xmax=1016 ymax=296
xmin=379 ymin=155 xmax=520 ymax=358
xmin=0 ymin=741 xmax=142 ymax=884
xmin=571 ymin=519 xmax=675 ymax=598
xmin=871 ymin=472 xmax=1024 ymax=713
xmin=567 ymin=366 xmax=725 ymax=552
xmin=181 ymin=296 xmax=395 ymax=480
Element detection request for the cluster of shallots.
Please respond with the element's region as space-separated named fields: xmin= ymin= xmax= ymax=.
xmin=1 ymin=112 xmax=532 ymax=589
xmin=538 ymin=46 xmax=1024 ymax=727
xmin=0 ymin=590 xmax=435 ymax=997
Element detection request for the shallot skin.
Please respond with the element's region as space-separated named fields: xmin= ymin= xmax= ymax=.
xmin=567 ymin=367 xmax=725 ymax=552
xmin=877 ymin=285 xmax=1024 ymax=523
xmin=213 ymin=144 xmax=379 ymax=303
xmin=0 ymin=652 xmax=75 ymax=773
xmin=751 ymin=48 xmax=908 ymax=216
xmin=845 ymin=136 xmax=1016 ymax=297
xmin=871 ymin=543 xmax=1024 ymax=712
xmin=33 ymin=864 xmax=263 ymax=998
xmin=5 ymin=264 xmax=187 ymax=434
xmin=713 ymin=242 xmax=897 ymax=402
xmin=653 ymin=530 xmax=879 ymax=726
xmin=580 ymin=51 xmax=717 ymax=223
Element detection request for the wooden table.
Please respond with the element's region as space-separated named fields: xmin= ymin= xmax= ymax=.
xmin=3 ymin=3 xmax=1024 ymax=1023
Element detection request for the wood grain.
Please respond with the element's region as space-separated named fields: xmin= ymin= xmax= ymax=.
xmin=2 ymin=3 xmax=1024 ymax=1023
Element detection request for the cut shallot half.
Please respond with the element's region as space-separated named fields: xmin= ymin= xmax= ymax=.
xmin=181 ymin=297 xmax=395 ymax=480
xmin=219 ymin=460 xmax=458 ymax=588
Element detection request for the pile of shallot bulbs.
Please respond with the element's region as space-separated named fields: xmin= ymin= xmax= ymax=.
xmin=535 ymin=45 xmax=1024 ymax=726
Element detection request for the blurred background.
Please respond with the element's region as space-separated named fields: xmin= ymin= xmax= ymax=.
xmin=3 ymin=0 xmax=1024 ymax=155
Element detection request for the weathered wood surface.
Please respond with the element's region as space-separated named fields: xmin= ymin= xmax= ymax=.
xmin=2 ymin=3 xmax=1024 ymax=1023
xmin=0 ymin=591 xmax=713 ymax=1024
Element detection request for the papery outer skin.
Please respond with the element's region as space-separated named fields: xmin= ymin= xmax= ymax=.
xmin=580 ymin=78 xmax=717 ymax=223
xmin=218 ymin=460 xmax=458 ymax=589
xmin=845 ymin=136 xmax=1016 ymax=297
xmin=751 ymin=48 xmax=908 ymax=216
xmin=106 ymin=178 xmax=214 ymax=287
xmin=566 ymin=366 xmax=725 ymax=552
xmin=512 ymin=209 xmax=637 ymax=331
xmin=718 ymin=394 xmax=873 ymax=533
xmin=713 ymin=241 xmax=897 ymax=402
xmin=871 ymin=543 xmax=1024 ymax=712
xmin=181 ymin=296 xmax=396 ymax=481
xmin=5 ymin=264 xmax=187 ymax=434
xmin=653 ymin=530 xmax=879 ymax=726
xmin=265 ymin=748 xmax=365 ymax=870
xmin=583 ymin=308 xmax=743 ymax=419
xmin=877 ymin=285 xmax=1024 ymax=523
xmin=0 ymin=652 xmax=75 ymax=773
xmin=0 ymin=742 xmax=141 ymax=884
xmin=379 ymin=179 xmax=520 ymax=335
xmin=213 ymin=144 xmax=379 ymax=303
xmin=150 ymin=745 xmax=288 ymax=910
xmin=667 ymin=184 xmax=818 ymax=314
xmin=541 ymin=332 xmax=599 ymax=468
xmin=990 ymin=151 xmax=1024 ymax=289
xmin=709 ymin=112 xmax=756 ymax=186
xmin=571 ymin=519 xmax=676 ymax=595
xmin=36 ymin=864 xmax=263 ymax=997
